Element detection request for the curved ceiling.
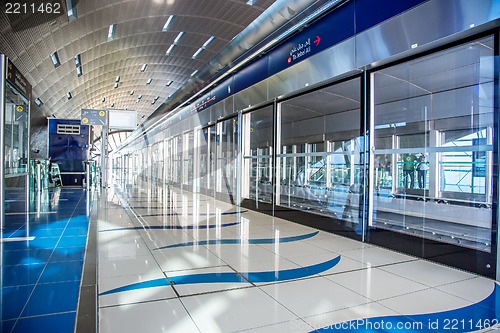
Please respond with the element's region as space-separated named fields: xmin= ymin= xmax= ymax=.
xmin=0 ymin=0 xmax=278 ymax=122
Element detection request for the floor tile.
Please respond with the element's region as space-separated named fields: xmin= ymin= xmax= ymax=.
xmin=57 ymin=235 xmax=88 ymax=248
xmin=240 ymin=319 xmax=315 ymax=333
xmin=325 ymin=267 xmax=429 ymax=301
xmin=48 ymin=247 xmax=86 ymax=263
xmin=0 ymin=319 xmax=17 ymax=333
xmin=2 ymin=264 xmax=45 ymax=287
xmin=377 ymin=288 xmax=473 ymax=315
xmin=98 ymin=274 xmax=177 ymax=307
xmin=302 ymin=302 xmax=400 ymax=331
xmin=181 ymin=287 xmax=297 ymax=333
xmin=2 ymin=285 xmax=35 ymax=320
xmin=165 ymin=266 xmax=253 ymax=296
xmin=436 ymin=277 xmax=496 ymax=305
xmin=21 ymin=281 xmax=80 ymax=316
xmin=99 ymin=298 xmax=199 ymax=333
xmin=11 ymin=312 xmax=76 ymax=333
xmin=38 ymin=260 xmax=83 ymax=283
xmin=339 ymin=246 xmax=416 ymax=267
xmin=2 ymin=248 xmax=52 ymax=266
xmin=260 ymin=275 xmax=370 ymax=318
xmin=153 ymin=246 xmax=225 ymax=272
xmin=379 ymin=259 xmax=477 ymax=287
xmin=99 ymin=254 xmax=163 ymax=278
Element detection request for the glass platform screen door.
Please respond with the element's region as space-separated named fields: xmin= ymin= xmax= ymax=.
xmin=0 ymin=54 xmax=31 ymax=231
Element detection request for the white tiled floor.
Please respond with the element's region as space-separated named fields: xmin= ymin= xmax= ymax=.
xmin=97 ymin=187 xmax=499 ymax=333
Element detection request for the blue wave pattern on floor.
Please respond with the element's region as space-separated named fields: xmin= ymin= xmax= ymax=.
xmin=99 ymin=255 xmax=341 ymax=296
xmin=315 ymin=283 xmax=500 ymax=332
xmin=138 ymin=210 xmax=248 ymax=217
xmin=154 ymin=231 xmax=320 ymax=249
xmin=99 ymin=221 xmax=240 ymax=232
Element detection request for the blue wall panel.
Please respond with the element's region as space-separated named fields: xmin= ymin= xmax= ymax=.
xmin=48 ymin=119 xmax=89 ymax=186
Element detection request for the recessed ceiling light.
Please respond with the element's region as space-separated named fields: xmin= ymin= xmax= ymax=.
xmin=51 ymin=52 xmax=61 ymax=68
xmin=162 ymin=15 xmax=174 ymax=32
xmin=138 ymin=95 xmax=142 ymax=99
xmin=130 ymin=90 xmax=134 ymax=95
xmin=35 ymin=98 xmax=43 ymax=106
xmin=246 ymin=0 xmax=257 ymax=5
xmin=76 ymin=66 xmax=83 ymax=77
xmin=114 ymin=83 xmax=119 ymax=89
xmin=111 ymin=102 xmax=115 ymax=107
xmin=166 ymin=44 xmax=176 ymax=56
xmin=102 ymin=97 xmax=106 ymax=102
xmin=141 ymin=64 xmax=147 ymax=72
xmin=75 ymin=54 xmax=81 ymax=67
xmin=146 ymin=78 xmax=152 ymax=85
xmin=191 ymin=70 xmax=198 ymax=77
xmin=202 ymin=36 xmax=215 ymax=48
xmin=67 ymin=92 xmax=72 ymax=99
xmin=174 ymin=31 xmax=184 ymax=45
xmin=67 ymin=0 xmax=77 ymax=20
xmin=115 ymin=76 xmax=120 ymax=82
xmin=192 ymin=48 xmax=203 ymax=59
xmin=166 ymin=80 xmax=173 ymax=86
xmin=108 ymin=24 xmax=117 ymax=41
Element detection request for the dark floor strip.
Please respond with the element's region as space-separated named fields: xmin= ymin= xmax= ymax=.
xmin=75 ymin=191 xmax=98 ymax=333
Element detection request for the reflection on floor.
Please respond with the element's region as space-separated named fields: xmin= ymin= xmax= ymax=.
xmin=1 ymin=188 xmax=90 ymax=333
xmin=98 ymin=185 xmax=500 ymax=333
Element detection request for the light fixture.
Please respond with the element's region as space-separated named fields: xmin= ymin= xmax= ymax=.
xmin=51 ymin=52 xmax=61 ymax=68
xmin=246 ymin=0 xmax=257 ymax=5
xmin=166 ymin=44 xmax=176 ymax=56
xmin=67 ymin=92 xmax=72 ymax=100
xmin=102 ymin=97 xmax=106 ymax=102
xmin=130 ymin=90 xmax=134 ymax=95
xmin=108 ymin=24 xmax=117 ymax=41
xmin=141 ymin=64 xmax=147 ymax=72
xmin=191 ymin=70 xmax=198 ymax=77
xmin=114 ymin=83 xmax=119 ymax=89
xmin=166 ymin=80 xmax=173 ymax=86
xmin=115 ymin=76 xmax=120 ymax=82
xmin=35 ymin=98 xmax=43 ymax=106
xmin=162 ymin=15 xmax=174 ymax=32
xmin=173 ymin=31 xmax=184 ymax=45
xmin=154 ymin=96 xmax=159 ymax=101
xmin=192 ymin=48 xmax=203 ymax=59
xmin=138 ymin=95 xmax=142 ymax=99
xmin=111 ymin=102 xmax=115 ymax=107
xmin=75 ymin=54 xmax=81 ymax=67
xmin=203 ymin=36 xmax=215 ymax=49
xmin=146 ymin=78 xmax=152 ymax=85
xmin=66 ymin=0 xmax=77 ymax=20
xmin=76 ymin=66 xmax=83 ymax=77
xmin=151 ymin=100 xmax=156 ymax=105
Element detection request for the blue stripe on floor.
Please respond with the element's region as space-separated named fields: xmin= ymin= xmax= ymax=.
xmin=99 ymin=221 xmax=240 ymax=232
xmin=99 ymin=255 xmax=341 ymax=296
xmin=138 ymin=210 xmax=248 ymax=217
xmin=154 ymin=231 xmax=320 ymax=249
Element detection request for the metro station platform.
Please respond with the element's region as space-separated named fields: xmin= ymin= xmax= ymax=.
xmin=2 ymin=185 xmax=500 ymax=333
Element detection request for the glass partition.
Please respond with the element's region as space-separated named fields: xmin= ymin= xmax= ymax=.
xmin=4 ymin=81 xmax=29 ymax=175
xmin=199 ymin=126 xmax=216 ymax=195
xmin=242 ymin=105 xmax=273 ymax=204
xmin=370 ymin=35 xmax=495 ymax=252
xmin=278 ymin=77 xmax=363 ymax=227
xmin=216 ymin=117 xmax=239 ymax=203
